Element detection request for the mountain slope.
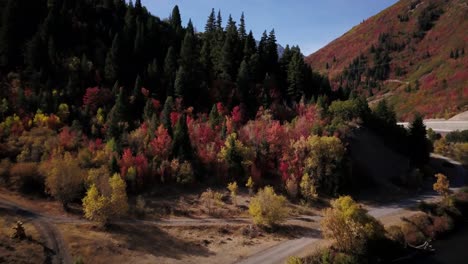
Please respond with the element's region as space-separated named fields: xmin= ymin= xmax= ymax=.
xmin=306 ymin=0 xmax=468 ymax=120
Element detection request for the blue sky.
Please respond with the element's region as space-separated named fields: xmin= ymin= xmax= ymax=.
xmin=140 ymin=0 xmax=398 ymax=55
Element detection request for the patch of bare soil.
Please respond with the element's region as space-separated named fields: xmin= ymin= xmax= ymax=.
xmin=60 ymin=222 xmax=300 ymax=264
xmin=0 ymin=212 xmax=45 ymax=264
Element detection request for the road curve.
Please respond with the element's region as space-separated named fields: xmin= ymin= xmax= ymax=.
xmin=397 ymin=120 xmax=468 ymax=133
xmin=235 ymin=155 xmax=466 ymax=264
xmin=0 ymin=199 xmax=72 ymax=264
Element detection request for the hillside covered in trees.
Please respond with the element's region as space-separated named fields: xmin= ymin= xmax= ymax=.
xmin=306 ymin=0 xmax=468 ymax=120
xmin=0 ymin=0 xmax=434 ymax=216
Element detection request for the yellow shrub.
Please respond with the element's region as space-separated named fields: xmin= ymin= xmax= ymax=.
xmin=249 ymin=186 xmax=289 ymax=227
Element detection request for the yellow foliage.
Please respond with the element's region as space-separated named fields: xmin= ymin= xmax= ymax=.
xmin=249 ymin=186 xmax=289 ymax=227
xmin=109 ymin=173 xmax=129 ymax=218
xmin=300 ymin=173 xmax=318 ymax=202
xmin=86 ymin=166 xmax=110 ymax=194
xmin=82 ymin=184 xmax=109 ymax=224
xmin=57 ymin=103 xmax=70 ymax=121
xmin=433 ymin=173 xmax=450 ymax=198
xmin=246 ymin=176 xmax=255 ymax=190
xmin=227 ymin=182 xmax=238 ymax=205
xmin=453 ymin=143 xmax=468 ymax=165
xmin=321 ymin=196 xmax=384 ymax=253
xmin=200 ymin=188 xmax=224 ymax=215
xmin=218 ymin=133 xmax=252 ymax=165
xmin=40 ymin=152 xmax=83 ymax=206
xmin=82 ymin=174 xmax=128 ymax=225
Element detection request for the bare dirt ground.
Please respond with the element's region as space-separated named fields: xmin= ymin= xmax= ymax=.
xmin=0 ymin=188 xmax=323 ymax=264
xmin=0 ymin=197 xmax=72 ymax=264
xmin=0 ymin=212 xmax=45 ymax=264
xmin=0 ymin=153 xmax=464 ymax=264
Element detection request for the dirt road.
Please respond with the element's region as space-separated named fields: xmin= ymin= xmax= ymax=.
xmin=0 ymin=199 xmax=72 ymax=264
xmin=236 ymin=155 xmax=466 ymax=264
xmin=0 ymin=155 xmax=464 ymax=264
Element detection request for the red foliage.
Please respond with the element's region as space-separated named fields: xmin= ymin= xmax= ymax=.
xmin=150 ymin=125 xmax=172 ymax=160
xmin=170 ymin=112 xmax=180 ymax=128
xmin=152 ymin=99 xmax=161 ymax=109
xmin=88 ymin=138 xmax=103 ymax=152
xmin=188 ymin=119 xmax=222 ymax=165
xmin=59 ymin=127 xmax=78 ymax=150
xmin=24 ymin=88 xmax=33 ymax=98
xmin=46 ymin=114 xmax=61 ymax=130
xmin=134 ymin=153 xmax=149 ymax=185
xmin=141 ymin=87 xmax=149 ymax=97
xmin=120 ymin=148 xmax=134 ymax=178
xmin=216 ymin=102 xmax=225 ymax=115
xmin=139 ymin=122 xmax=148 ymax=135
xmin=231 ymin=105 xmax=242 ymax=124
xmin=82 ymin=87 xmax=101 ymax=112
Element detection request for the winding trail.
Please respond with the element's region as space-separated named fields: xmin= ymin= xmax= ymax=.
xmin=0 ymin=199 xmax=72 ymax=264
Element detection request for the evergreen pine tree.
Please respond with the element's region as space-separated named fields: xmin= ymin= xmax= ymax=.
xmin=24 ymin=33 xmax=45 ymax=71
xmin=170 ymin=5 xmax=182 ymax=34
xmin=287 ymin=51 xmax=305 ymax=102
xmin=174 ymin=66 xmax=187 ymax=99
xmin=216 ymin=10 xmax=223 ymax=32
xmin=237 ymin=59 xmax=250 ymax=102
xmin=132 ymin=74 xmax=143 ymax=104
xmin=220 ymin=15 xmax=239 ymax=81
xmin=0 ymin=0 xmax=20 ymax=68
xmin=105 ymin=34 xmax=121 ymax=83
xmin=266 ymin=29 xmax=279 ymax=73
xmin=409 ymin=113 xmax=430 ymax=166
xmin=172 ymin=113 xmax=193 ymax=161
xmin=209 ymin=104 xmax=221 ymax=129
xmin=164 ymin=47 xmax=177 ymax=97
xmin=205 ymin=8 xmax=216 ymax=33
xmin=107 ymin=88 xmax=127 ymax=140
xmin=161 ymin=96 xmax=174 ymax=133
xmin=238 ymin=13 xmax=247 ymax=41
xmin=147 ymin=58 xmax=159 ymax=93
xmin=243 ymin=31 xmax=257 ymax=60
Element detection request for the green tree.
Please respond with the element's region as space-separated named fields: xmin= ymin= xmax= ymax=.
xmin=164 ymin=47 xmax=178 ymax=97
xmin=0 ymin=0 xmax=20 ymax=67
xmin=161 ymin=96 xmax=174 ymax=132
xmin=238 ymin=13 xmax=247 ymax=41
xmin=205 ymin=8 xmax=216 ymax=33
xmin=374 ymin=100 xmax=396 ymax=125
xmin=172 ymin=113 xmax=193 ymax=161
xmin=287 ymin=51 xmax=306 ymax=101
xmin=106 ymin=88 xmax=127 ymax=140
xmin=237 ymin=59 xmax=251 ymax=105
xmin=220 ymin=15 xmax=240 ymax=81
xmin=218 ymin=133 xmax=251 ymax=181
xmin=243 ymin=31 xmax=257 ymax=59
xmin=409 ymin=113 xmax=430 ymax=166
xmin=266 ymin=29 xmax=279 ymax=73
xmin=170 ymin=5 xmax=182 ymax=34
xmin=104 ymin=34 xmax=121 ymax=83
xmin=174 ymin=66 xmax=187 ymax=99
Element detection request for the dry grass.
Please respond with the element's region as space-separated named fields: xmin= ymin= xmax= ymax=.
xmin=59 ymin=222 xmax=291 ymax=264
xmin=0 ymin=212 xmax=45 ymax=264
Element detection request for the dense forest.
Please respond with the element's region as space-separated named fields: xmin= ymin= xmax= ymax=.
xmin=0 ymin=0 xmax=432 ymax=210
xmin=0 ymin=0 xmax=333 ymax=119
